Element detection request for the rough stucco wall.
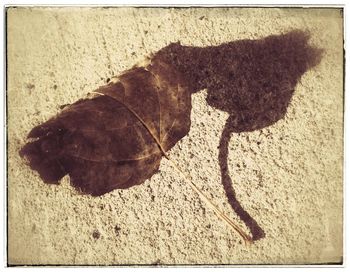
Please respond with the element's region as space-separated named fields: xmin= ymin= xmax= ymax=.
xmin=7 ymin=7 xmax=343 ymax=265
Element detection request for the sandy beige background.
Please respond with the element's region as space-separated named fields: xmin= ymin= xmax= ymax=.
xmin=7 ymin=7 xmax=343 ymax=265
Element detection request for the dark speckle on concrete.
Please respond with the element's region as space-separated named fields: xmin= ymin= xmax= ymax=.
xmin=92 ymin=230 xmax=100 ymax=239
xmin=26 ymin=83 xmax=35 ymax=91
xmin=114 ymin=225 xmax=121 ymax=236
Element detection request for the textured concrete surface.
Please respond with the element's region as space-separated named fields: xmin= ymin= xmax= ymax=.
xmin=7 ymin=7 xmax=343 ymax=265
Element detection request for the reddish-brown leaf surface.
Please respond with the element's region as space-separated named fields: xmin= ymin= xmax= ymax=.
xmin=20 ymin=60 xmax=191 ymax=196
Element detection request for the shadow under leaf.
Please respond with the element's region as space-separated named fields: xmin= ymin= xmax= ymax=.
xmin=153 ymin=30 xmax=323 ymax=239
xmin=219 ymin=115 xmax=265 ymax=241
